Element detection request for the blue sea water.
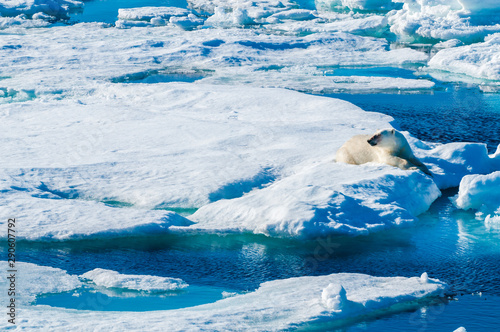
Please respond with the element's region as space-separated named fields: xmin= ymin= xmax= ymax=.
xmin=330 ymin=85 xmax=500 ymax=153
xmin=3 ymin=0 xmax=500 ymax=330
xmin=13 ymin=190 xmax=500 ymax=330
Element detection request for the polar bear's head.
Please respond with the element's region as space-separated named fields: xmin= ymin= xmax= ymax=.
xmin=367 ymin=128 xmax=407 ymax=153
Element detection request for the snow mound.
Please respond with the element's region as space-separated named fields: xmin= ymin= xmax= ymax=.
xmin=0 ymin=261 xmax=81 ymax=304
xmin=81 ymin=268 xmax=188 ymax=292
xmin=0 ymin=272 xmax=447 ymax=330
xmin=322 ymin=283 xmax=349 ymax=311
xmin=387 ymin=0 xmax=500 ymax=43
xmin=428 ymin=33 xmax=500 ymax=81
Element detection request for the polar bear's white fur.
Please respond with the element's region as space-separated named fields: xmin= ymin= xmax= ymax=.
xmin=335 ymin=128 xmax=432 ymax=176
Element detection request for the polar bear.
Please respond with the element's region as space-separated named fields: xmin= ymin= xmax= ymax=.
xmin=335 ymin=128 xmax=432 ymax=176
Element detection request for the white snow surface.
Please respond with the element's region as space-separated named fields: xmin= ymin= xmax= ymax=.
xmin=0 ymin=14 xmax=50 ymax=29
xmin=116 ymin=6 xmax=196 ymax=29
xmin=0 ymin=23 xmax=429 ymax=96
xmin=170 ymin=14 xmax=204 ymax=29
xmin=428 ymin=33 xmax=500 ymax=81
xmin=81 ymin=268 xmax=188 ymax=292
xmin=0 ymin=182 xmax=193 ymax=240
xmin=189 ymin=163 xmax=441 ymax=237
xmin=315 ymin=0 xmax=399 ymax=12
xmin=453 ymin=171 xmax=500 ymax=222
xmin=387 ymin=0 xmax=500 ymax=43
xmin=0 ymin=0 xmax=83 ymax=19
xmin=0 ymin=261 xmax=81 ymax=304
xmin=268 ymin=14 xmax=389 ymax=36
xmin=1 ymin=83 xmax=498 ymax=239
xmin=117 ymin=7 xmax=192 ymax=21
xmin=186 ymin=0 xmax=296 ymax=19
xmin=0 ymin=269 xmax=447 ymax=331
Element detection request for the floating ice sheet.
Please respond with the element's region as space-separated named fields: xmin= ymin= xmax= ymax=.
xmin=0 ymin=0 xmax=83 ymax=19
xmin=387 ymin=0 xmax=500 ymax=43
xmin=428 ymin=33 xmax=500 ymax=81
xmin=81 ymin=268 xmax=188 ymax=292
xmin=0 ymin=261 xmax=81 ymax=304
xmin=188 ymin=162 xmax=440 ymax=237
xmin=453 ymin=171 xmax=500 ymax=222
xmin=1 ymin=84 xmax=497 ymax=240
xmin=0 ymin=23 xmax=429 ymax=97
xmin=0 ymin=267 xmax=447 ymax=330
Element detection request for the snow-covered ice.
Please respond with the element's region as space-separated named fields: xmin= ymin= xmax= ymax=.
xmin=0 ymin=182 xmax=192 ymax=240
xmin=0 ymin=264 xmax=447 ymax=331
xmin=118 ymin=7 xmax=192 ymax=21
xmin=0 ymin=0 xmax=83 ymax=19
xmin=453 ymin=171 xmax=500 ymax=223
xmin=267 ymin=14 xmax=388 ymax=37
xmin=1 ymin=82 xmax=498 ymax=239
xmin=315 ymin=0 xmax=400 ymax=12
xmin=414 ymin=141 xmax=500 ymax=189
xmin=0 ymin=261 xmax=81 ymax=304
xmin=0 ymin=23 xmax=430 ymax=97
xmin=81 ymin=268 xmax=188 ymax=292
xmin=116 ymin=7 xmax=196 ymax=28
xmin=387 ymin=0 xmax=500 ymax=43
xmin=429 ymin=33 xmax=500 ymax=81
xmin=189 ymin=163 xmax=440 ymax=237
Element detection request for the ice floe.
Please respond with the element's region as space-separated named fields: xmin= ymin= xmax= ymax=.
xmin=116 ymin=6 xmax=196 ymax=29
xmin=0 ymin=14 xmax=51 ymax=29
xmin=315 ymin=0 xmax=400 ymax=13
xmin=81 ymin=268 xmax=188 ymax=292
xmin=0 ymin=23 xmax=429 ymax=96
xmin=187 ymin=0 xmax=296 ymax=20
xmin=188 ymin=163 xmax=440 ymax=237
xmin=1 ymin=83 xmax=498 ymax=240
xmin=414 ymin=141 xmax=500 ymax=189
xmin=453 ymin=171 xmax=500 ymax=223
xmin=0 ymin=267 xmax=447 ymax=330
xmin=204 ymin=6 xmax=256 ymax=27
xmin=200 ymin=69 xmax=434 ymax=93
xmin=428 ymin=33 xmax=500 ymax=81
xmin=0 ymin=0 xmax=83 ymax=20
xmin=0 ymin=185 xmax=192 ymax=240
xmin=387 ymin=0 xmax=500 ymax=43
xmin=0 ymin=261 xmax=81 ymax=304
xmin=170 ymin=14 xmax=205 ymax=30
